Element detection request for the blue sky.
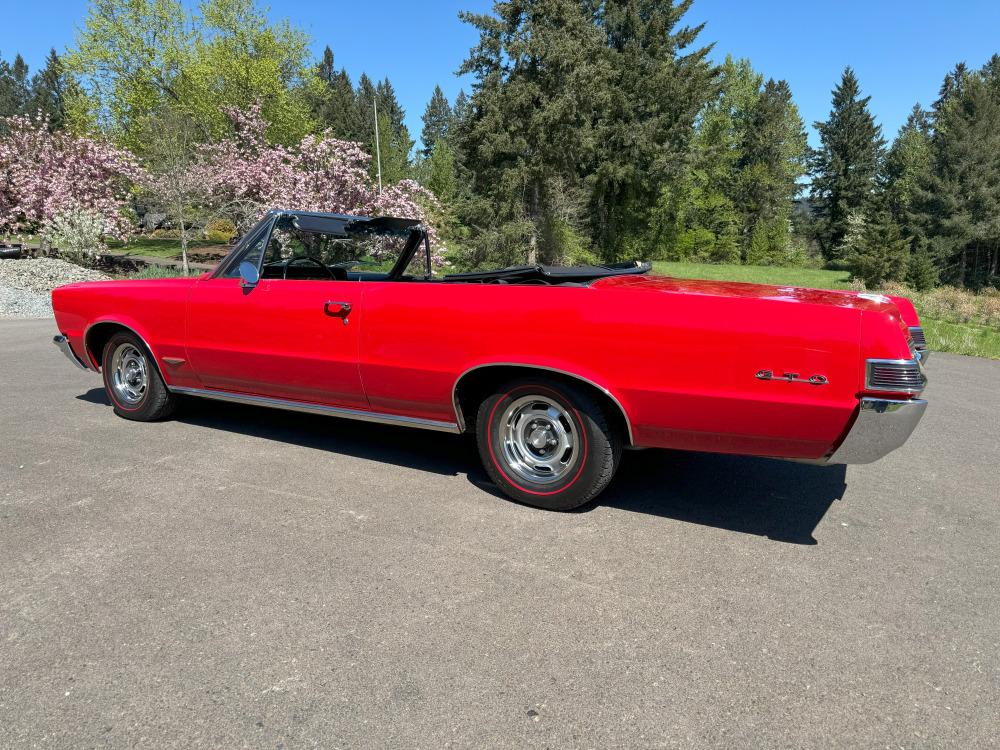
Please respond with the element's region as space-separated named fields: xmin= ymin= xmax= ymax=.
xmin=2 ymin=0 xmax=998 ymax=149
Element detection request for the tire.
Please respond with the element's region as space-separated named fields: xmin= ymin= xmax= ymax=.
xmin=476 ymin=377 xmax=622 ymax=510
xmin=101 ymin=331 xmax=177 ymax=421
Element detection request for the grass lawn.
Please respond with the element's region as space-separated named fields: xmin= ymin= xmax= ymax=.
xmin=651 ymin=261 xmax=1000 ymax=360
xmin=652 ymin=261 xmax=853 ymax=289
xmin=106 ymin=237 xmax=230 ymax=259
xmin=11 ymin=235 xmax=230 ymax=260
xmin=922 ymin=319 xmax=1000 ymax=360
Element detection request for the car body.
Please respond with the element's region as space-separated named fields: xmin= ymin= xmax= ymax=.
xmin=52 ymin=210 xmax=929 ymax=509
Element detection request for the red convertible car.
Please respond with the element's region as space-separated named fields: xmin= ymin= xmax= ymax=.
xmin=52 ymin=210 xmax=929 ymax=510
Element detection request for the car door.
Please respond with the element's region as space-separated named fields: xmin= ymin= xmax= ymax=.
xmin=184 ymin=219 xmax=368 ymax=410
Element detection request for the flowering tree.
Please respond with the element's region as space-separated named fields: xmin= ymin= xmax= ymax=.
xmin=0 ymin=113 xmax=143 ymax=240
xmin=197 ymin=104 xmax=443 ymax=262
xmin=41 ymin=208 xmax=108 ymax=257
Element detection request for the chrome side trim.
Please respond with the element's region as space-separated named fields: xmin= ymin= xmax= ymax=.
xmin=168 ymin=386 xmax=461 ymax=433
xmin=451 ymin=363 xmax=635 ymax=445
xmin=83 ymin=321 xmax=163 ymax=377
xmin=53 ymin=334 xmax=88 ymax=370
xmin=828 ymin=397 xmax=927 ymax=464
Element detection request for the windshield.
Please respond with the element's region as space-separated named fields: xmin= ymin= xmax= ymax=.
xmin=261 ymin=214 xmax=417 ymax=275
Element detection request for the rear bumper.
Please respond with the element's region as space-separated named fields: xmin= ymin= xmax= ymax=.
xmin=53 ymin=334 xmax=89 ymax=370
xmin=827 ymin=397 xmax=927 ymax=464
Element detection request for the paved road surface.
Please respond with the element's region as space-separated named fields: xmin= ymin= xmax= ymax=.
xmin=1 ymin=319 xmax=997 ymax=748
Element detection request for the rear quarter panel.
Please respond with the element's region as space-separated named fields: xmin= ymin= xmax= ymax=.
xmin=360 ymin=277 xmax=867 ymax=460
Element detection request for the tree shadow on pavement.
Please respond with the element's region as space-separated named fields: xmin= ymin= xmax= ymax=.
xmin=78 ymin=387 xmax=845 ymax=544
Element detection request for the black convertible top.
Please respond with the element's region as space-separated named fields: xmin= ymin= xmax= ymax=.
xmin=291 ymin=213 xmax=422 ymax=237
xmin=441 ymin=260 xmax=652 ymax=285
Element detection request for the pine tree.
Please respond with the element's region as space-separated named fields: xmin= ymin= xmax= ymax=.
xmin=375 ymin=78 xmax=406 ymax=136
xmin=28 ymin=49 xmax=71 ymax=129
xmin=0 ymin=54 xmax=13 ymax=119
xmin=921 ymin=69 xmax=1000 ymax=288
xmin=810 ymin=67 xmax=885 ymax=260
xmin=885 ymin=104 xmax=933 ymax=242
xmin=457 ymin=0 xmax=611 ymax=265
xmin=735 ymin=78 xmax=808 ymax=262
xmin=309 ymin=47 xmax=363 ymax=141
xmin=671 ymin=57 xmax=751 ymax=262
xmin=907 ymin=244 xmax=939 ymax=290
xmin=451 ymin=89 xmax=469 ymax=128
xmin=370 ymin=111 xmax=412 ymax=187
xmin=934 ymin=62 xmax=969 ymax=113
xmin=424 ymin=139 xmax=457 ymax=202
xmin=316 ymin=46 xmax=335 ymax=85
xmin=592 ymin=0 xmax=716 ymax=259
xmin=353 ymin=73 xmax=379 ymax=149
xmin=420 ymin=85 xmax=451 ymax=156
xmin=448 ymin=88 xmax=471 ymax=169
xmin=0 ymin=52 xmax=30 ymax=118
xmin=843 ymin=207 xmax=910 ymax=288
xmin=676 ymin=58 xmax=806 ymax=264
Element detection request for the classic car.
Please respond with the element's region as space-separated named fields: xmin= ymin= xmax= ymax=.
xmin=51 ymin=209 xmax=929 ymax=510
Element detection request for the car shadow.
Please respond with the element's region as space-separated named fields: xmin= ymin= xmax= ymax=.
xmin=78 ymin=386 xmax=478 ymax=477
xmin=77 ymin=387 xmax=111 ymax=405
xmin=77 ymin=388 xmax=845 ymax=544
xmin=594 ymin=449 xmax=846 ymax=545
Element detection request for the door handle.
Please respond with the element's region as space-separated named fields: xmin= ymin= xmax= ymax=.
xmin=324 ymin=300 xmax=352 ymax=324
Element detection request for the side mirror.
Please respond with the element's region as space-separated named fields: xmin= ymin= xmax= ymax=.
xmin=238 ymin=261 xmax=259 ymax=288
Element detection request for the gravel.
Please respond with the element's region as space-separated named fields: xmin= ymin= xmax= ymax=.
xmin=0 ymin=258 xmax=111 ymax=319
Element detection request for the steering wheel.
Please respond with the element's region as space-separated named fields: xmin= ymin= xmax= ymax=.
xmin=282 ymin=256 xmax=334 ymax=280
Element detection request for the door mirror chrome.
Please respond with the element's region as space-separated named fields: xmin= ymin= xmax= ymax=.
xmin=238 ymin=261 xmax=259 ymax=288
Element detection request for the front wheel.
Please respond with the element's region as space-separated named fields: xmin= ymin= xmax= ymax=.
xmin=476 ymin=378 xmax=622 ymax=510
xmin=101 ymin=331 xmax=177 ymax=421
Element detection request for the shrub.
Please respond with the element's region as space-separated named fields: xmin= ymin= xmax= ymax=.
xmin=120 ymin=264 xmax=189 ymax=279
xmin=203 ymin=217 xmax=236 ymax=242
xmin=879 ymin=281 xmax=1000 ymax=329
xmin=42 ymin=208 xmax=106 ymax=259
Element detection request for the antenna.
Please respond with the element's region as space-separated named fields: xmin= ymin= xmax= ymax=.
xmin=373 ymin=97 xmax=383 ymax=195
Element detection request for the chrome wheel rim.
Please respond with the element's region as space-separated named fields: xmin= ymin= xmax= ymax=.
xmin=498 ymin=394 xmax=579 ymax=485
xmin=111 ymin=343 xmax=148 ymax=405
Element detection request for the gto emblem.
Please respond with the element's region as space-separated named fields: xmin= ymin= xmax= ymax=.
xmin=756 ymin=369 xmax=828 ymax=386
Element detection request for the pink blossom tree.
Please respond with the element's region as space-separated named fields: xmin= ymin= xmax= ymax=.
xmin=196 ymin=104 xmax=444 ymax=262
xmin=0 ymin=113 xmax=143 ymax=240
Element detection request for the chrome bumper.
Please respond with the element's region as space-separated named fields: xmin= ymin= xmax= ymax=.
xmin=828 ymin=397 xmax=927 ymax=464
xmin=53 ymin=334 xmax=89 ymax=370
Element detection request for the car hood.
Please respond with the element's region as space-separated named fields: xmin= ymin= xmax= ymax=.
xmin=594 ymin=273 xmax=901 ymax=315
xmin=54 ymin=276 xmax=200 ymax=292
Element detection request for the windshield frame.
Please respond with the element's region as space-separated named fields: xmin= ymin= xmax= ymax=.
xmin=210 ymin=210 xmax=429 ymax=282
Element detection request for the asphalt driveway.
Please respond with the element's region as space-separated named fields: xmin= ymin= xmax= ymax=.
xmin=1 ymin=318 xmax=998 ymax=748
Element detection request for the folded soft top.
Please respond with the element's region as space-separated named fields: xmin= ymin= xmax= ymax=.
xmin=442 ymin=260 xmax=652 ymax=285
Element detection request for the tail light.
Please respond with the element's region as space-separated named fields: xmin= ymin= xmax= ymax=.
xmin=865 ymin=358 xmax=927 ymax=393
xmin=908 ymin=326 xmax=929 ymax=363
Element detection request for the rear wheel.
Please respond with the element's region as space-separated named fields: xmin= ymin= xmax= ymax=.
xmin=101 ymin=331 xmax=177 ymax=421
xmin=476 ymin=377 xmax=622 ymax=510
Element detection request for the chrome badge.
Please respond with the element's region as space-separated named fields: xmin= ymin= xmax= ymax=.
xmin=756 ymin=370 xmax=828 ymax=386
